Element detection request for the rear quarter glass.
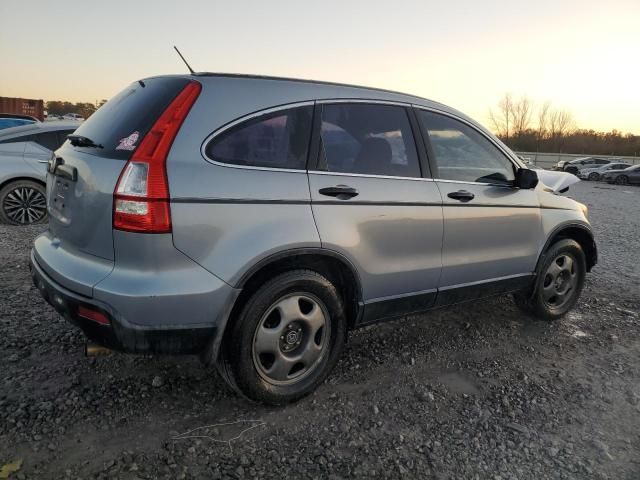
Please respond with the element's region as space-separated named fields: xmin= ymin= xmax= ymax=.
xmin=68 ymin=77 xmax=191 ymax=160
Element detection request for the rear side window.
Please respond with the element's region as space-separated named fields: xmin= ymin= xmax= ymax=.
xmin=69 ymin=77 xmax=191 ymax=159
xmin=418 ymin=110 xmax=515 ymax=184
xmin=318 ymin=103 xmax=421 ymax=178
xmin=205 ymin=106 xmax=313 ymax=170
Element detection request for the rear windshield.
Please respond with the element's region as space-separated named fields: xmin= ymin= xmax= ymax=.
xmin=69 ymin=76 xmax=191 ymax=159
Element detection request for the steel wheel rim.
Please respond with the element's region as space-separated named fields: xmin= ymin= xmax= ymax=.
xmin=252 ymin=292 xmax=330 ymax=386
xmin=541 ymin=254 xmax=578 ymax=309
xmin=3 ymin=186 xmax=47 ymax=224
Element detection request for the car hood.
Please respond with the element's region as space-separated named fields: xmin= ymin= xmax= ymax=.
xmin=536 ymin=170 xmax=580 ymax=194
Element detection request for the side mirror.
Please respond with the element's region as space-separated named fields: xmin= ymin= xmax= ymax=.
xmin=515 ymin=168 xmax=539 ymax=189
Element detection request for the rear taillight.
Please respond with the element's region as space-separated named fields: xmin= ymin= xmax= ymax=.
xmin=113 ymin=80 xmax=201 ymax=233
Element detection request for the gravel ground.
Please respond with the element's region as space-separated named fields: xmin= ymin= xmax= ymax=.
xmin=1 ymin=181 xmax=639 ymax=480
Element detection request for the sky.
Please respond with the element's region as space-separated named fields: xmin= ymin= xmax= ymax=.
xmin=1 ymin=0 xmax=638 ymax=134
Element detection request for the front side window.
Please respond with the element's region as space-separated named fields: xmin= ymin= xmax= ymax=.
xmin=205 ymin=106 xmax=312 ymax=169
xmin=319 ymin=104 xmax=421 ymax=178
xmin=418 ymin=110 xmax=515 ymax=184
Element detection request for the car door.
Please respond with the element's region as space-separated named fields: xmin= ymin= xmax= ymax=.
xmin=23 ymin=131 xmax=71 ymax=175
xmin=628 ymin=165 xmax=640 ymax=184
xmin=415 ymin=108 xmax=542 ymax=305
xmin=308 ymin=102 xmax=443 ymax=323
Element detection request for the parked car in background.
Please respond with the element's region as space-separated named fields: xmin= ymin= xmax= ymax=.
xmin=62 ymin=113 xmax=84 ymax=121
xmin=554 ymin=157 xmax=614 ymax=174
xmin=0 ymin=113 xmax=39 ymax=130
xmin=0 ymin=122 xmax=78 ymax=224
xmin=30 ymin=73 xmax=597 ymax=405
xmin=603 ymin=164 xmax=640 ymax=185
xmin=45 ymin=114 xmax=61 ymax=121
xmin=578 ymin=162 xmax=632 ymax=181
xmin=524 ymin=161 xmax=543 ymax=170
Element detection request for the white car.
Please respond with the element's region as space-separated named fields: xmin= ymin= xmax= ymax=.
xmin=62 ymin=113 xmax=84 ymax=121
xmin=577 ymin=162 xmax=631 ymax=181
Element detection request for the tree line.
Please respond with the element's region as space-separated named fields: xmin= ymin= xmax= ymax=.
xmin=489 ymin=93 xmax=640 ymax=157
xmin=46 ymin=100 xmax=107 ymax=119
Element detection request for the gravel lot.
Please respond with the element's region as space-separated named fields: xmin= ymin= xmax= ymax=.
xmin=1 ymin=181 xmax=639 ymax=479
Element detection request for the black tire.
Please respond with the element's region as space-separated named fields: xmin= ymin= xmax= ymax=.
xmin=615 ymin=175 xmax=628 ymax=185
xmin=0 ymin=180 xmax=48 ymax=225
xmin=588 ymin=172 xmax=599 ymax=181
xmin=514 ymin=239 xmax=586 ymax=320
xmin=222 ymin=270 xmax=346 ymax=404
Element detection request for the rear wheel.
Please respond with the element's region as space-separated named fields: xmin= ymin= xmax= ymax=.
xmin=514 ymin=239 xmax=586 ymax=320
xmin=588 ymin=172 xmax=599 ymax=181
xmin=222 ymin=270 xmax=346 ymax=404
xmin=615 ymin=175 xmax=628 ymax=185
xmin=0 ymin=180 xmax=47 ymax=225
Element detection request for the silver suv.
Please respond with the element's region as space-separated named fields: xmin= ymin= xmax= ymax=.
xmin=31 ymin=74 xmax=597 ymax=404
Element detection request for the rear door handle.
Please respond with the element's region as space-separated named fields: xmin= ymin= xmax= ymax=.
xmin=447 ymin=190 xmax=475 ymax=202
xmin=319 ymin=185 xmax=359 ymax=199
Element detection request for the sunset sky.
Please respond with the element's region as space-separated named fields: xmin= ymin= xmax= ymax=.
xmin=1 ymin=0 xmax=638 ymax=133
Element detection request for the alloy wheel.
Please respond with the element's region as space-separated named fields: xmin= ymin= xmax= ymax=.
xmin=615 ymin=175 xmax=628 ymax=185
xmin=252 ymin=293 xmax=330 ymax=385
xmin=2 ymin=186 xmax=47 ymax=224
xmin=541 ymin=254 xmax=578 ymax=309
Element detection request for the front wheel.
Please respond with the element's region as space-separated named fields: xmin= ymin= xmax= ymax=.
xmin=588 ymin=172 xmax=599 ymax=181
xmin=222 ymin=270 xmax=346 ymax=404
xmin=514 ymin=239 xmax=586 ymax=320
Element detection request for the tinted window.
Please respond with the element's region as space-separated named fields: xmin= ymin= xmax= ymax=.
xmin=319 ymin=104 xmax=420 ymax=178
xmin=32 ymin=132 xmax=60 ymax=151
xmin=71 ymin=77 xmax=191 ymax=160
xmin=56 ymin=130 xmax=75 ymax=149
xmin=418 ymin=110 xmax=515 ymax=184
xmin=206 ymin=106 xmax=312 ymax=169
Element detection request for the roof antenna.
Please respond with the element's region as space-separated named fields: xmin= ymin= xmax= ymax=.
xmin=173 ymin=46 xmax=195 ymax=74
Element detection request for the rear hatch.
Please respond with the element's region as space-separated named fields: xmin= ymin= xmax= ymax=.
xmin=46 ymin=76 xmax=192 ymax=261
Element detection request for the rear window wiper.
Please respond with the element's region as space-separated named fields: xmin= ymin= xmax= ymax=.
xmin=68 ymin=134 xmax=104 ymax=149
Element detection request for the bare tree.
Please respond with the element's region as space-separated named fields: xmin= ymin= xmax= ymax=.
xmin=511 ymin=96 xmax=533 ymax=138
xmin=549 ymin=109 xmax=575 ymax=151
xmin=489 ymin=93 xmax=514 ymax=141
xmin=536 ymin=100 xmax=551 ymax=151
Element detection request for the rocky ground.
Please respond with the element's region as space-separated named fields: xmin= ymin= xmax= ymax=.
xmin=1 ymin=181 xmax=639 ymax=479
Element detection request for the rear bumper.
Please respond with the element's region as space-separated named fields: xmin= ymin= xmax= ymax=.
xmin=30 ymin=242 xmax=239 ymax=355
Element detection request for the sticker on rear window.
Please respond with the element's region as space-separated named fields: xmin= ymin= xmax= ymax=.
xmin=116 ymin=131 xmax=140 ymax=151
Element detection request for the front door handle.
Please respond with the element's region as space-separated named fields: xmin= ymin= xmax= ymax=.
xmin=447 ymin=190 xmax=475 ymax=202
xmin=319 ymin=185 xmax=359 ymax=199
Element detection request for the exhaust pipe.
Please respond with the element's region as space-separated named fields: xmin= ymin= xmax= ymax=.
xmin=85 ymin=343 xmax=112 ymax=357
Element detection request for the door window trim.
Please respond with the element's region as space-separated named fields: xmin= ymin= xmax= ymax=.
xmin=309 ymin=100 xmax=431 ymax=180
xmin=200 ymin=101 xmax=315 ymax=174
xmin=413 ymin=105 xmax=524 ymax=188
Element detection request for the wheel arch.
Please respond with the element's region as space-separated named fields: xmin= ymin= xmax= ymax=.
xmin=235 ymin=248 xmax=363 ymax=328
xmin=208 ymin=248 xmax=364 ymax=366
xmin=539 ymin=223 xmax=597 ymax=272
xmin=0 ymin=175 xmax=45 ymax=191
